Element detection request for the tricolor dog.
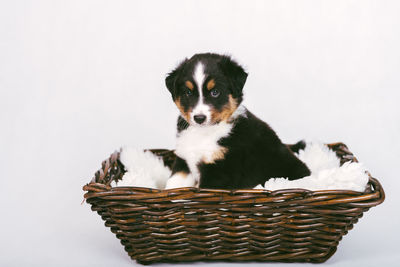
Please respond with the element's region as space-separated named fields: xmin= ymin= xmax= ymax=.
xmin=165 ymin=53 xmax=310 ymax=189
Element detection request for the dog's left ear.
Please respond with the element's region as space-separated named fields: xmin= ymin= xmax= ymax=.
xmin=219 ymin=56 xmax=248 ymax=98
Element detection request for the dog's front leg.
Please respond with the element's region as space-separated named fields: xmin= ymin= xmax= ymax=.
xmin=165 ymin=156 xmax=196 ymax=189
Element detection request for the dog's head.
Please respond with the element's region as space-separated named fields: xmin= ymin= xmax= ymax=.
xmin=166 ymin=53 xmax=248 ymax=126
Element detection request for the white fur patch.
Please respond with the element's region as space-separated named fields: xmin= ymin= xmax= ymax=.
xmin=111 ymin=147 xmax=171 ymax=188
xmin=175 ymin=122 xmax=233 ymax=184
xmin=192 ymin=62 xmax=211 ymax=124
xmin=193 ymin=61 xmax=205 ymax=90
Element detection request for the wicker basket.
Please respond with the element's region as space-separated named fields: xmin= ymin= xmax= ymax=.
xmin=83 ymin=142 xmax=384 ymax=264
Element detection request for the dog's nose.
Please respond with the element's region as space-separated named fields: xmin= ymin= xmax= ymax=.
xmin=194 ymin=114 xmax=206 ymax=124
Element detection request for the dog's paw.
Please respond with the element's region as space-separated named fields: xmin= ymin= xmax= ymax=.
xmin=165 ymin=172 xmax=195 ymax=189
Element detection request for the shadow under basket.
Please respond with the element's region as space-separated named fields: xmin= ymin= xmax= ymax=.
xmin=83 ymin=142 xmax=384 ymax=265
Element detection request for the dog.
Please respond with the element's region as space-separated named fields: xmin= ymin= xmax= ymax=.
xmin=164 ymin=53 xmax=310 ymax=189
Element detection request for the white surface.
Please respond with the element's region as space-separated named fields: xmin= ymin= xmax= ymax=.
xmin=0 ymin=0 xmax=399 ymax=266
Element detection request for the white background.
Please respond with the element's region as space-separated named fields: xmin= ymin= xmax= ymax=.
xmin=1 ymin=0 xmax=399 ymax=266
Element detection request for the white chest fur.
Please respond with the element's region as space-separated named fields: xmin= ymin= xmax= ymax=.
xmin=175 ymin=122 xmax=233 ymax=183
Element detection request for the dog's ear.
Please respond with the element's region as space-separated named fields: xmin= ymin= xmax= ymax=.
xmin=165 ymin=59 xmax=187 ymax=98
xmin=219 ymin=56 xmax=248 ymax=98
xmin=165 ymin=69 xmax=178 ymax=96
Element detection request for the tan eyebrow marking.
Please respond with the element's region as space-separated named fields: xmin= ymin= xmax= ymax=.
xmin=185 ymin=81 xmax=194 ymax=90
xmin=207 ymin=79 xmax=215 ymax=90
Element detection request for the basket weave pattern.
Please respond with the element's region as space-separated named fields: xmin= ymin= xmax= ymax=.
xmin=83 ymin=143 xmax=384 ymax=264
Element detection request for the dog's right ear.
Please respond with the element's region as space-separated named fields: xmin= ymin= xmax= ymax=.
xmin=165 ymin=69 xmax=178 ymax=96
xmin=165 ymin=59 xmax=187 ymax=98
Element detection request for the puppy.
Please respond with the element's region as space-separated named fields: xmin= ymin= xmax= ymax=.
xmin=165 ymin=53 xmax=310 ymax=189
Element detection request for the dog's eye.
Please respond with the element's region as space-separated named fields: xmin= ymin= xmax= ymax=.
xmin=210 ymin=89 xmax=220 ymax=98
xmin=184 ymin=89 xmax=192 ymax=96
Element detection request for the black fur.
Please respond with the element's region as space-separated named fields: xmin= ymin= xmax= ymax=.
xmin=177 ymin=116 xmax=189 ymax=133
xmin=287 ymin=140 xmax=307 ymax=154
xmin=198 ymin=111 xmax=310 ymax=189
xmin=171 ymin=156 xmax=190 ymax=176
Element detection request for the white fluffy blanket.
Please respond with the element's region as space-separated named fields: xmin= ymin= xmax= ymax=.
xmin=112 ymin=142 xmax=369 ymax=192
xmin=111 ymin=148 xmax=171 ymax=189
